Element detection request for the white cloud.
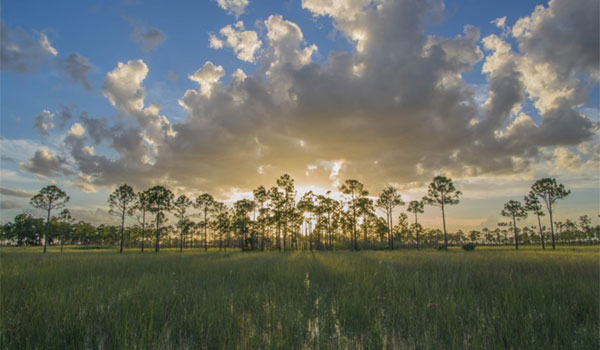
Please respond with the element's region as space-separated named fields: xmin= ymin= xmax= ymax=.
xmin=491 ymin=16 xmax=506 ymax=29
xmin=68 ymin=123 xmax=86 ymax=137
xmin=39 ymin=33 xmax=58 ymax=56
xmin=209 ymin=21 xmax=262 ymax=63
xmin=187 ymin=61 xmax=225 ymax=97
xmin=209 ymin=34 xmax=224 ymax=49
xmin=217 ymin=0 xmax=249 ymax=18
xmin=36 ymin=0 xmax=597 ymax=200
xmin=102 ymin=60 xmax=148 ymax=113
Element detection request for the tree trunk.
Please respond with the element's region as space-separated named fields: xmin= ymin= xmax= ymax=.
xmin=441 ymin=202 xmax=448 ymax=250
xmin=242 ymin=218 xmax=247 ymax=251
xmin=549 ymin=202 xmax=555 ymax=250
xmin=141 ymin=210 xmax=146 ymax=253
xmin=536 ymin=213 xmax=545 ymax=250
xmin=390 ymin=209 xmax=394 ymax=250
xmin=283 ymin=226 xmax=287 ymax=252
xmin=513 ymin=216 xmax=519 ymax=250
xmin=180 ymin=226 xmax=183 ymax=253
xmin=415 ymin=213 xmax=420 ymax=250
xmin=352 ymin=204 xmax=357 ymax=250
xmin=261 ymin=217 xmax=265 ymax=251
xmin=387 ymin=210 xmax=391 ymax=250
xmin=304 ymin=223 xmax=313 ymax=252
xmin=44 ymin=206 xmax=51 ymax=253
xmin=204 ymin=208 xmax=208 ymax=252
xmin=120 ymin=208 xmax=125 ymax=253
xmin=155 ymin=207 xmax=160 ymax=252
xmin=363 ymin=214 xmax=368 ymax=249
xmin=277 ymin=222 xmax=281 ymax=252
xmin=327 ymin=214 xmax=332 ymax=250
xmin=283 ymin=203 xmax=288 ymax=252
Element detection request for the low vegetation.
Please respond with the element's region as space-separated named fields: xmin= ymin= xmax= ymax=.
xmin=2 ymin=247 xmax=598 ymax=349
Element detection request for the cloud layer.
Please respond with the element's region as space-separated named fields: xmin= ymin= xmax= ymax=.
xmin=19 ymin=0 xmax=599 ymax=198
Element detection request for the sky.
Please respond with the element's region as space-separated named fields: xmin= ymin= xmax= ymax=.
xmin=1 ymin=0 xmax=598 ymax=231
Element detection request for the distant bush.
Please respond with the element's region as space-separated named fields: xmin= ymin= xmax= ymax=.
xmin=462 ymin=243 xmax=476 ymax=251
xmin=73 ymin=245 xmax=114 ymax=250
xmin=435 ymin=245 xmax=445 ymax=251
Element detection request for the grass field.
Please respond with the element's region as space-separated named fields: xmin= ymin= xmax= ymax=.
xmin=1 ymin=246 xmax=598 ymax=349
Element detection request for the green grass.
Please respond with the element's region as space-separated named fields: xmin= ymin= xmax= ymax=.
xmin=1 ymin=247 xmax=598 ymax=349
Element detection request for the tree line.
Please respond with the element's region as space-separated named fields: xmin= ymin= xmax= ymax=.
xmin=1 ymin=175 xmax=597 ymax=252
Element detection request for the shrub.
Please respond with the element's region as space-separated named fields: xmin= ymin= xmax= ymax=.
xmin=462 ymin=243 xmax=476 ymax=251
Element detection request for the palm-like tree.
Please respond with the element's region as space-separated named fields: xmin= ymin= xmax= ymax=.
xmin=319 ymin=193 xmax=340 ymax=250
xmin=145 ymin=186 xmax=174 ymax=252
xmin=276 ymin=174 xmax=295 ymax=251
xmin=57 ymin=209 xmax=74 ymax=253
xmin=234 ymin=199 xmax=255 ymax=251
xmin=213 ymin=201 xmax=230 ymax=251
xmin=524 ymin=191 xmax=546 ymax=249
xmin=530 ymin=178 xmax=570 ymax=249
xmin=268 ymin=186 xmax=284 ymax=251
xmin=253 ymin=186 xmax=269 ymax=251
xmin=501 ymin=200 xmax=528 ymax=250
xmin=376 ymin=186 xmax=404 ymax=250
xmin=422 ymin=176 xmax=461 ymax=250
xmin=30 ymin=185 xmax=69 ymax=253
xmin=339 ymin=179 xmax=368 ymax=250
xmin=108 ymin=184 xmax=136 ymax=253
xmin=357 ymin=197 xmax=374 ymax=248
xmin=134 ymin=191 xmax=151 ymax=252
xmin=407 ymin=200 xmax=424 ymax=250
xmin=297 ymin=191 xmax=316 ymax=250
xmin=196 ymin=193 xmax=216 ymax=252
xmin=173 ymin=194 xmax=193 ymax=252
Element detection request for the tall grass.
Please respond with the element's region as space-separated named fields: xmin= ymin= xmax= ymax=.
xmin=1 ymin=247 xmax=598 ymax=349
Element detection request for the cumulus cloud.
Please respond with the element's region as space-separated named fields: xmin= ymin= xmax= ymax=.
xmin=20 ymin=148 xmax=71 ymax=177
xmin=186 ymin=61 xmax=225 ymax=96
xmin=0 ymin=22 xmax=58 ymax=73
xmin=58 ymin=53 xmax=93 ymax=91
xmin=102 ymin=59 xmax=148 ymax=113
xmin=54 ymin=60 xmax=178 ymax=189
xmin=47 ymin=0 xmax=597 ymax=198
xmin=209 ymin=21 xmax=262 ymax=63
xmin=68 ymin=122 xmax=86 ymax=137
xmin=217 ymin=0 xmax=249 ymax=18
xmin=457 ymin=0 xmax=598 ymax=177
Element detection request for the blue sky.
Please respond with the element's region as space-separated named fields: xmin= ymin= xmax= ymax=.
xmin=3 ymin=0 xmax=596 ymax=136
xmin=1 ymin=0 xmax=598 ymax=229
xmin=0 ymin=0 xmax=558 ymax=131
